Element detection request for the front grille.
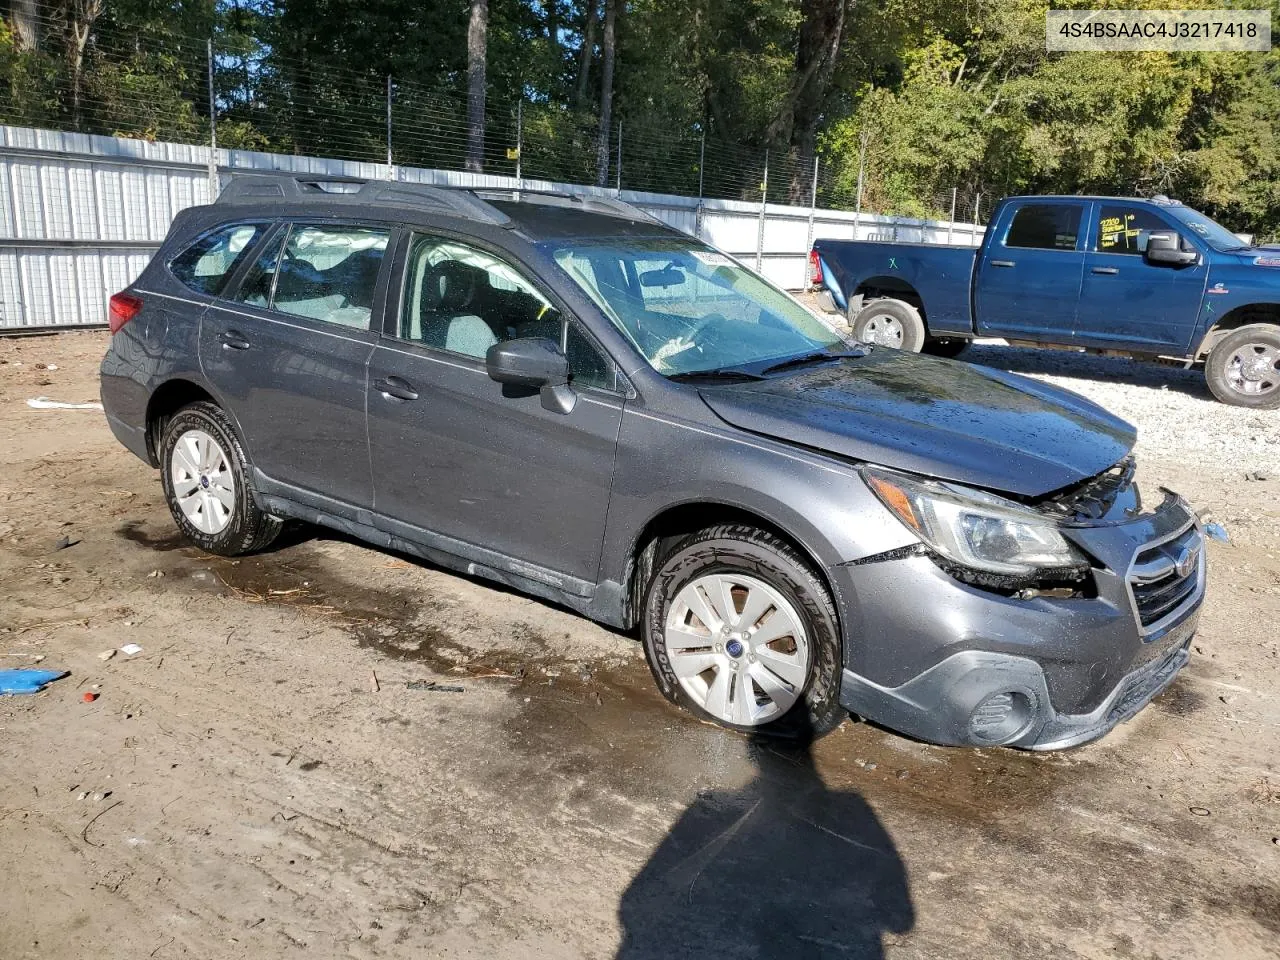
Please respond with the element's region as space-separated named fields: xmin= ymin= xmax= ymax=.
xmin=1129 ymin=526 xmax=1203 ymax=629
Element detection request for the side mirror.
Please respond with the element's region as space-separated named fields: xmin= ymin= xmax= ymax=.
xmin=1145 ymin=232 xmax=1198 ymax=266
xmin=485 ymin=337 xmax=576 ymax=414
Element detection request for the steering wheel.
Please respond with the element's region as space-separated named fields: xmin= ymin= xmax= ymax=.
xmin=650 ymin=313 xmax=729 ymax=370
xmin=675 ymin=312 xmax=728 ymax=341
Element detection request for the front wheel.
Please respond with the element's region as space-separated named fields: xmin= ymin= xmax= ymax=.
xmin=1205 ymin=324 xmax=1280 ymax=408
xmin=159 ymin=401 xmax=283 ymax=556
xmin=850 ymin=298 xmax=926 ymax=352
xmin=641 ymin=524 xmax=846 ymax=738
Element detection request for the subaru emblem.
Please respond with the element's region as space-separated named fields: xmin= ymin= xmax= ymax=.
xmin=1175 ymin=545 xmax=1199 ymax=579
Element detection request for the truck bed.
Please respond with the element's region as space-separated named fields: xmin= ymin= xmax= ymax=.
xmin=812 ymin=239 xmax=977 ymax=336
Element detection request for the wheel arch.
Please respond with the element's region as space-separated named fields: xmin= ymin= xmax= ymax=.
xmin=1194 ymin=303 xmax=1280 ymax=361
xmin=852 ymin=276 xmax=927 ymax=321
xmin=621 ymin=500 xmax=839 ymax=632
xmin=144 ymin=377 xmax=231 ymax=467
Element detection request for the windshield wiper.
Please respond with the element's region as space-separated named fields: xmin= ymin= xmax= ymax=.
xmin=667 ymin=368 xmax=766 ymax=382
xmin=760 ymin=350 xmax=857 ymax=376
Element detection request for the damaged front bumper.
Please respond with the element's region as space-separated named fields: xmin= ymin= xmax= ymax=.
xmin=835 ymin=492 xmax=1205 ymax=749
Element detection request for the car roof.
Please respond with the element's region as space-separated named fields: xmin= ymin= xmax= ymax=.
xmin=213 ymin=175 xmax=684 ymax=244
xmin=483 ymin=199 xmax=681 ymax=243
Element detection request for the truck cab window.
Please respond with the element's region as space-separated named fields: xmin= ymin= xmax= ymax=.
xmin=1005 ymin=205 xmax=1082 ymax=251
xmin=1096 ymin=206 xmax=1167 ymax=255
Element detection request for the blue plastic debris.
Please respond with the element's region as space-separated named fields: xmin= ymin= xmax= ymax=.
xmin=1203 ymin=522 xmax=1230 ymax=544
xmin=0 ymin=668 xmax=70 ymax=695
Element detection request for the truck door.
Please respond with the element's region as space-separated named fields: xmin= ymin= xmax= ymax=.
xmin=1073 ymin=202 xmax=1207 ymax=351
xmin=974 ymin=201 xmax=1086 ymax=339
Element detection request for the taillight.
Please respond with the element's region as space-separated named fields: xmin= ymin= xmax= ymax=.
xmin=808 ymin=250 xmax=823 ymax=287
xmin=108 ymin=292 xmax=143 ymax=333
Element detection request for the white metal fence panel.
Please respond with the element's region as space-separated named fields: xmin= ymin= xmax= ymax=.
xmin=0 ymin=124 xmax=984 ymax=329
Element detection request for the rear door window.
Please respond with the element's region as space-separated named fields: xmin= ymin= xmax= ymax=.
xmin=1004 ymin=204 xmax=1082 ymax=251
xmin=169 ymin=223 xmax=267 ymax=295
xmin=233 ymin=223 xmax=390 ymax=331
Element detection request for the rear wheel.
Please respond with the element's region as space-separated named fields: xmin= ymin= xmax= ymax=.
xmin=641 ymin=524 xmax=846 ymax=738
xmin=159 ymin=402 xmax=282 ymax=555
xmin=850 ymin=298 xmax=926 ymax=352
xmin=1205 ymin=324 xmax=1280 ymax=408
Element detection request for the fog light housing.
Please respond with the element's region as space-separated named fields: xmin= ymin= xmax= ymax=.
xmin=969 ymin=691 xmax=1035 ymax=744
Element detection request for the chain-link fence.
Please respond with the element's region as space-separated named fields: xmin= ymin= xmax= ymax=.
xmin=0 ymin=5 xmax=993 ymax=225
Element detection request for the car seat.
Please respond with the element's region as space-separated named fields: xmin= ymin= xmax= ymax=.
xmin=419 ymin=260 xmax=502 ymax=357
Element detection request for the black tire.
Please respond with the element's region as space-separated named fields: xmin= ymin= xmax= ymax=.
xmin=850 ymin=298 xmax=926 ymax=352
xmin=641 ymin=524 xmax=846 ymax=739
xmin=158 ymin=401 xmax=282 ymax=556
xmin=1205 ymin=324 xmax=1280 ymax=409
xmin=922 ymin=336 xmax=969 ymax=359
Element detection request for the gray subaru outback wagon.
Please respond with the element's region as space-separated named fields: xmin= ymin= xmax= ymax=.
xmin=101 ymin=175 xmax=1206 ymax=749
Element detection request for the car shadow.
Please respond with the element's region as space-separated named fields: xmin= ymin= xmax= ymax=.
xmin=958 ymin=342 xmax=1214 ymax=402
xmin=614 ymin=717 xmax=914 ymax=959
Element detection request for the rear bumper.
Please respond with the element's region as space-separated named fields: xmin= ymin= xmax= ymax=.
xmin=105 ymin=409 xmax=151 ymax=465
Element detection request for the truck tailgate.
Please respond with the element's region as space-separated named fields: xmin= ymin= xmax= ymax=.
xmin=813 ymin=239 xmax=977 ymax=336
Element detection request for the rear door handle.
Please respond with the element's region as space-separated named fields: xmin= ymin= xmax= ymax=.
xmin=373 ymin=376 xmax=419 ymax=401
xmin=989 ymin=259 xmax=1016 ymax=268
xmin=1091 ymin=266 xmax=1119 ymax=275
xmin=220 ymin=330 xmax=251 ymax=351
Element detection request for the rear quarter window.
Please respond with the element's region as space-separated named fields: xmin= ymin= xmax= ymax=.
xmin=169 ymin=223 xmax=267 ymax=295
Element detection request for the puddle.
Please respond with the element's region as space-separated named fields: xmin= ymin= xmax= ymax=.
xmin=119 ymin=521 xmax=1099 ymax=824
xmin=117 ymin=520 xmax=193 ymax=553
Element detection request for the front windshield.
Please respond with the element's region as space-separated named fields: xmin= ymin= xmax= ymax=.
xmin=550 ymin=238 xmax=846 ymax=375
xmin=1165 ymin=205 xmax=1250 ymax=252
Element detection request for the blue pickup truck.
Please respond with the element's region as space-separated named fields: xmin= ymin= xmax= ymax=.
xmin=810 ymin=195 xmax=1280 ymax=407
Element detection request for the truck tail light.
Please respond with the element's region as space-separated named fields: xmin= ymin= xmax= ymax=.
xmin=108 ymin=292 xmax=143 ymax=333
xmin=808 ymin=250 xmax=823 ymax=287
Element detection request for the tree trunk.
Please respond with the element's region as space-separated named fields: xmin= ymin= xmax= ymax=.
xmin=11 ymin=0 xmax=39 ymax=51
xmin=574 ymin=0 xmax=599 ymax=111
xmin=768 ymin=0 xmax=847 ymax=200
xmin=594 ymin=0 xmax=616 ymax=186
xmin=547 ymin=0 xmax=561 ymax=78
xmin=466 ymin=0 xmax=488 ymax=173
xmin=65 ymin=0 xmax=103 ymax=132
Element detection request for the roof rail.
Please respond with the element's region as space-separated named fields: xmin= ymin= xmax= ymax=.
xmin=215 ymin=174 xmax=512 ymax=227
xmin=469 ymin=187 xmax=663 ymax=224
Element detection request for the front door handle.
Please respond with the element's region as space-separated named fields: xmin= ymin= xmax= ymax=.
xmin=220 ymin=330 xmax=251 ymax=350
xmin=989 ymin=259 xmax=1016 ymax=268
xmin=1091 ymin=266 xmax=1119 ymax=275
xmin=373 ymin=376 xmax=419 ymax=401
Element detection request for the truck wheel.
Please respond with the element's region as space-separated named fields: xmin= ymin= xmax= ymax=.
xmin=159 ymin=402 xmax=283 ymax=556
xmin=922 ymin=336 xmax=968 ymax=359
xmin=851 ymin=298 xmax=926 ymax=352
xmin=641 ymin=524 xmax=846 ymax=739
xmin=1205 ymin=324 xmax=1280 ymax=409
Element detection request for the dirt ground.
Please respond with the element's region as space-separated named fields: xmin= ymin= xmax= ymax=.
xmin=1 ymin=330 xmax=1278 ymax=960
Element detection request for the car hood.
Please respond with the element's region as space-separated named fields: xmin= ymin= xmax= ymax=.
xmin=698 ymin=350 xmax=1136 ymax=498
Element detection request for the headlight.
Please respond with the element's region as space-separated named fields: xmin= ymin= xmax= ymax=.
xmin=863 ymin=467 xmax=1089 ymax=579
